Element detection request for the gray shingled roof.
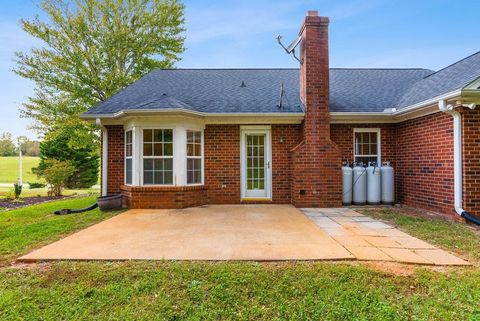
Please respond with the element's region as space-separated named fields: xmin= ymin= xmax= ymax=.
xmin=398 ymin=51 xmax=480 ymax=108
xmin=84 ymin=52 xmax=480 ymax=115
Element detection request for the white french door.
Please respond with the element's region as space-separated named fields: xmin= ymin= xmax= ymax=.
xmin=240 ymin=127 xmax=272 ymax=199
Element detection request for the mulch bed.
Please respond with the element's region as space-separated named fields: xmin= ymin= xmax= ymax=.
xmin=0 ymin=196 xmax=66 ymax=210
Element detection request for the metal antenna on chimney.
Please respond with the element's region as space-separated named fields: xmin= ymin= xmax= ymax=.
xmin=276 ymin=35 xmax=303 ymax=64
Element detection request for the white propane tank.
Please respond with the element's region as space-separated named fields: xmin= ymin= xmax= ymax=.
xmin=352 ymin=163 xmax=367 ymax=205
xmin=342 ymin=162 xmax=353 ymax=206
xmin=366 ymin=162 xmax=381 ymax=204
xmin=381 ymin=162 xmax=395 ymax=205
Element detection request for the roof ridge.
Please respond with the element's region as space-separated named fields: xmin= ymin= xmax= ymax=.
xmin=422 ymin=50 xmax=480 ymax=79
xmin=153 ymin=67 xmax=433 ymax=71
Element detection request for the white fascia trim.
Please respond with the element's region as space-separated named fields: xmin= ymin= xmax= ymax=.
xmin=330 ymin=112 xmax=395 ymax=123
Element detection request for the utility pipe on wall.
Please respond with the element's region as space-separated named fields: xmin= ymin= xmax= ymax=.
xmin=438 ymin=100 xmax=480 ymax=225
xmin=96 ymin=118 xmax=108 ymax=197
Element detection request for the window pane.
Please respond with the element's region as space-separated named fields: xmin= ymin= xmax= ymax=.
xmin=187 ymin=131 xmax=194 ymax=143
xmin=187 ymin=144 xmax=194 ymax=156
xmin=143 ymin=143 xmax=152 ymax=156
xmin=194 ymin=132 xmax=201 ymax=144
xmin=164 ymin=159 xmax=173 ymax=171
xmin=194 ymin=170 xmax=201 ymax=184
xmin=125 ymin=159 xmax=132 ymax=184
xmin=153 ymin=129 xmax=162 ymax=142
xmin=153 ymin=143 xmax=162 ymax=156
xmin=164 ymin=129 xmax=173 ymax=142
xmin=187 ymin=170 xmax=193 ymax=184
xmin=164 ymin=143 xmax=173 ymax=156
xmin=153 ymin=172 xmax=163 ymax=185
xmin=153 ymin=159 xmax=164 ymax=171
xmin=144 ymin=171 xmax=153 ymax=185
xmin=164 ymin=171 xmax=173 ymax=184
xmin=193 ymin=144 xmax=201 ymax=156
xmin=143 ymin=129 xmax=152 ymax=143
xmin=144 ymin=159 xmax=153 ymax=171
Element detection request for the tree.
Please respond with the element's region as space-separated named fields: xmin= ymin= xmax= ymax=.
xmin=15 ymin=0 xmax=185 ymax=144
xmin=0 ymin=133 xmax=17 ymax=156
xmin=36 ymin=129 xmax=100 ymax=189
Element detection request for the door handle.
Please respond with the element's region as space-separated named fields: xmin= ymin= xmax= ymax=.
xmin=267 ymin=161 xmax=270 ymax=169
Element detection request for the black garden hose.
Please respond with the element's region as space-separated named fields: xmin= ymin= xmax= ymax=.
xmin=54 ymin=203 xmax=98 ymax=215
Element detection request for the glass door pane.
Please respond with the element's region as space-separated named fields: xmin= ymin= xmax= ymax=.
xmin=246 ymin=134 xmax=266 ymax=194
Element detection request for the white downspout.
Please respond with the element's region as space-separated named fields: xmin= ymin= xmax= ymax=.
xmin=96 ymin=118 xmax=108 ymax=196
xmin=438 ymin=100 xmax=477 ymax=217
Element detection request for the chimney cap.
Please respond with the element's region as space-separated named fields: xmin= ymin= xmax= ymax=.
xmin=307 ymin=10 xmax=318 ymax=17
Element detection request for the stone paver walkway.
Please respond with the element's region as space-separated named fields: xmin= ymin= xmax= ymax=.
xmin=301 ymin=208 xmax=469 ymax=265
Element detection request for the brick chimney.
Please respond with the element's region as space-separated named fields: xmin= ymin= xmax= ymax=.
xmin=290 ymin=10 xmax=342 ymax=207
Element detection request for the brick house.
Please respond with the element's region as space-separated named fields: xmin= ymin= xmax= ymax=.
xmin=82 ymin=11 xmax=480 ymax=223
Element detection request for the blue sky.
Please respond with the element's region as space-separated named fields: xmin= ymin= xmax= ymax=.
xmin=1 ymin=0 xmax=479 ymax=140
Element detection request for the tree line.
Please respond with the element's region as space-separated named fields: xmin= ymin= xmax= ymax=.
xmin=0 ymin=132 xmax=40 ymax=157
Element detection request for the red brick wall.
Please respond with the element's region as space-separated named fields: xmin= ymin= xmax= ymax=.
xmin=331 ymin=124 xmax=396 ymax=166
xmin=462 ymin=108 xmax=480 ymax=218
xmin=121 ymin=185 xmax=207 ymax=209
xmin=396 ymin=112 xmax=454 ymax=215
xmin=204 ymin=124 xmax=302 ymax=204
xmin=272 ymin=125 xmax=302 ymax=203
xmin=204 ymin=124 xmax=241 ymax=203
xmin=106 ymin=125 xmax=124 ymax=195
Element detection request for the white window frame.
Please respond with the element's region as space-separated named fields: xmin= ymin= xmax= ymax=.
xmin=353 ymin=128 xmax=381 ymax=165
xmin=185 ymin=129 xmax=204 ymax=185
xmin=124 ymin=129 xmax=133 ymax=185
xmin=140 ymin=127 xmax=175 ymax=186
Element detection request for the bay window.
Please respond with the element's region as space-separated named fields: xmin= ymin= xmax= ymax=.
xmin=142 ymin=129 xmax=173 ymax=185
xmin=125 ymin=125 xmax=204 ymax=186
xmin=125 ymin=130 xmax=133 ymax=185
xmin=353 ymin=128 xmax=381 ymax=165
xmin=186 ymin=130 xmax=202 ymax=184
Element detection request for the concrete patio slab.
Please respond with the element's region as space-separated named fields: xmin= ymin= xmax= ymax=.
xmin=19 ymin=205 xmax=354 ymax=262
xmin=18 ymin=205 xmax=470 ymax=266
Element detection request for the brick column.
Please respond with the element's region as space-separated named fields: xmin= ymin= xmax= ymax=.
xmin=462 ymin=108 xmax=480 ymax=218
xmin=291 ymin=11 xmax=342 ymax=207
xmin=106 ymin=125 xmax=124 ymax=195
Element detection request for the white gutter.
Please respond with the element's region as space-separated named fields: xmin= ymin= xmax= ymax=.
xmin=96 ymin=118 xmax=108 ymax=196
xmin=438 ymin=100 xmax=477 ymax=218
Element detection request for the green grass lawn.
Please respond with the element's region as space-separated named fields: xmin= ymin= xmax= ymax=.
xmin=0 ymin=186 xmax=99 ymax=199
xmin=0 ymin=196 xmax=120 ymax=264
xmin=0 ymin=200 xmax=479 ymax=320
xmin=0 ymin=156 xmax=41 ymax=184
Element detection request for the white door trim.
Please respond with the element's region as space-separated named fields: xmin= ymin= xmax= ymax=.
xmin=240 ymin=126 xmax=272 ymax=200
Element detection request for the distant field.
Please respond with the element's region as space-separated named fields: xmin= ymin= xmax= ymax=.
xmin=0 ymin=156 xmax=41 ymax=183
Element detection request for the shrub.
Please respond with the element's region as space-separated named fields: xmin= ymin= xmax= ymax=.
xmin=13 ymin=183 xmax=22 ymax=199
xmin=28 ymin=182 xmax=46 ymax=189
xmin=36 ymin=129 xmax=99 ymax=189
xmin=36 ymin=159 xmax=75 ymax=196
